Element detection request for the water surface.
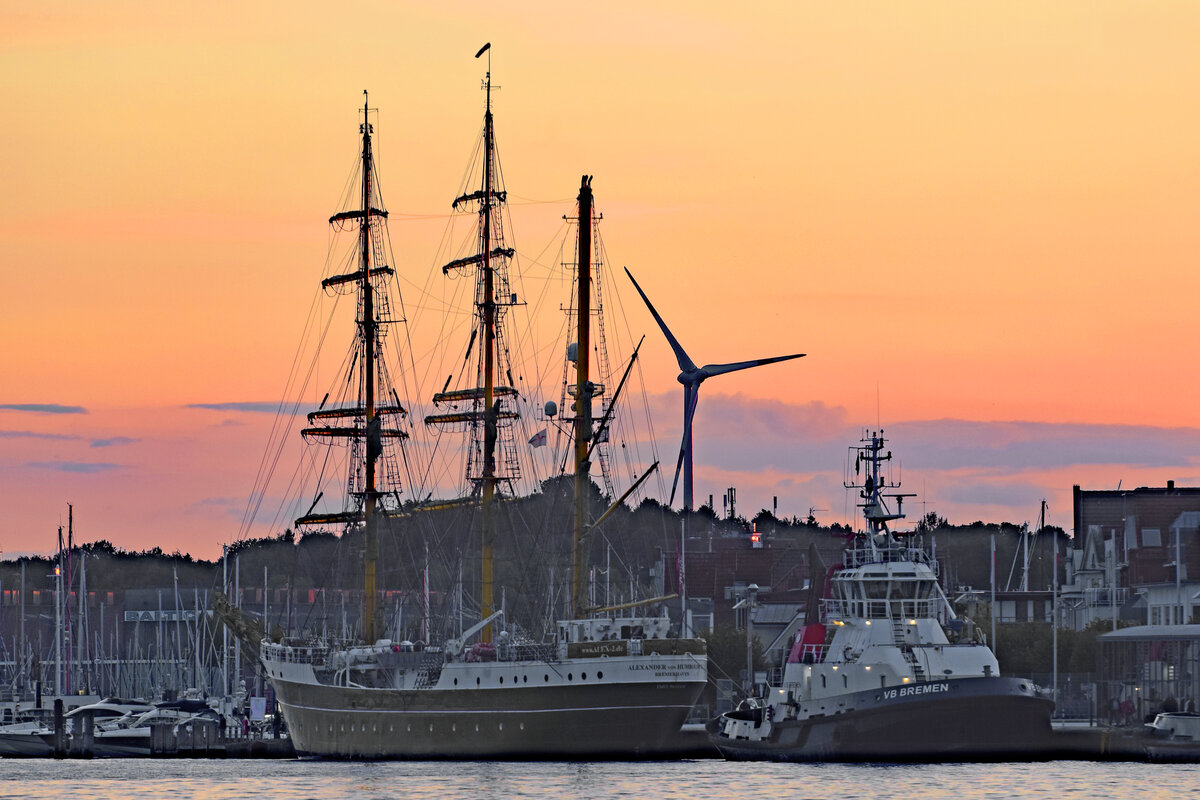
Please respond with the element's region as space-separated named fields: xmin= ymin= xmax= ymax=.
xmin=2 ymin=759 xmax=1194 ymax=800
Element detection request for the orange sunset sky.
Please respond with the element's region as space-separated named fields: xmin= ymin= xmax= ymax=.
xmin=3 ymin=2 xmax=1200 ymax=559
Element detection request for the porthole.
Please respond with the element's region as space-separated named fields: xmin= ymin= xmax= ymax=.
xmin=475 ymin=723 xmax=480 ymax=732
xmin=452 ymin=723 xmax=457 ymax=732
xmin=498 ymin=722 xmax=504 ymax=731
xmin=500 ymin=676 xmax=504 ymax=684
xmin=568 ymin=673 xmax=573 ymax=680
xmin=544 ymin=674 xmax=549 ymax=682
xmin=477 ymin=677 xmax=481 ymax=686
xmin=429 ymin=723 xmax=434 ymax=732
xmin=454 ymin=678 xmax=458 ymax=686
xmin=581 ymin=672 xmax=587 ymax=680
xmin=523 ymin=675 xmax=528 ymax=683
xmin=519 ymin=722 xmax=525 ymax=731
xmin=406 ymin=724 xmax=411 ymax=732
xmin=597 ymin=671 xmax=604 ymax=679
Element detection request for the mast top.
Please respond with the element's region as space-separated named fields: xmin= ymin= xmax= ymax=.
xmin=361 ymin=90 xmax=373 ymax=136
xmin=476 ymin=43 xmax=496 ymax=111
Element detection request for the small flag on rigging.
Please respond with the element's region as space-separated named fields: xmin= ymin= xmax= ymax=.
xmin=528 ymin=428 xmax=548 ymax=448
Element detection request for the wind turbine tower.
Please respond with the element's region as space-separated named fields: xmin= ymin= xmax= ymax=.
xmin=625 ymin=268 xmax=805 ymax=512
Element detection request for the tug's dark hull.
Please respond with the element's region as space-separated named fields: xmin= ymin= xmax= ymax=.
xmin=711 ymin=676 xmax=1054 ymax=762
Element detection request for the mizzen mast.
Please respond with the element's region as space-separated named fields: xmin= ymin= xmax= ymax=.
xmin=571 ymin=176 xmax=595 ymax=619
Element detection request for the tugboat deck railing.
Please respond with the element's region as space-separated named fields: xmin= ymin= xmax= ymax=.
xmin=820 ymin=597 xmax=943 ymax=622
xmin=842 ymin=542 xmax=939 ymax=575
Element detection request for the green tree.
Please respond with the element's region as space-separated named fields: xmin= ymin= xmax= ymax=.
xmin=703 ymin=623 xmax=765 ymax=688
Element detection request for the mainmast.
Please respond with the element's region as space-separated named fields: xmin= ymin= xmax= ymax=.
xmin=295 ymin=92 xmax=408 ymax=645
xmin=425 ymin=44 xmax=523 ymax=643
xmin=571 ymin=176 xmax=595 ymax=619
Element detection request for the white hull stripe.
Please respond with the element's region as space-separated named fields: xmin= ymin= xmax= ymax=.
xmin=280 ymin=702 xmax=695 ymax=715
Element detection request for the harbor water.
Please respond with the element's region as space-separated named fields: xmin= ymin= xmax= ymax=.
xmin=2 ymin=759 xmax=1196 ymax=800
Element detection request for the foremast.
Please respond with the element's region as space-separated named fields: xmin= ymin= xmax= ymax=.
xmin=295 ymin=92 xmax=408 ymax=644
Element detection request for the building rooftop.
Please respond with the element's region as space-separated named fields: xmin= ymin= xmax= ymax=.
xmin=1097 ymin=624 xmax=1200 ymax=642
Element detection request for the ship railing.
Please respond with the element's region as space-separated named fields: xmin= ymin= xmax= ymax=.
xmin=412 ymin=652 xmax=445 ymax=688
xmin=498 ymin=643 xmax=559 ymax=663
xmin=843 ymin=542 xmax=938 ymax=575
xmin=260 ymin=641 xmax=328 ymax=665
xmin=820 ymin=598 xmax=942 ymax=622
xmin=797 ymin=643 xmax=827 ymax=663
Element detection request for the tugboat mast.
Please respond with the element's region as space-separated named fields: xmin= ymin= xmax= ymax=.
xmin=846 ymin=430 xmax=914 ymax=543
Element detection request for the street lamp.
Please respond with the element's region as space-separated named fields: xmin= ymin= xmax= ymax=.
xmin=732 ymin=584 xmax=760 ymax=696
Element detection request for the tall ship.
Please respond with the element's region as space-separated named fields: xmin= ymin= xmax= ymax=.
xmin=259 ymin=50 xmax=706 ymax=759
xmin=708 ymin=431 xmax=1053 ymax=761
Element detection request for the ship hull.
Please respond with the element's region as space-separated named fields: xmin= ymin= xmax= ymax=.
xmin=265 ymin=648 xmax=708 ymax=759
xmin=273 ymin=678 xmax=702 ymax=759
xmin=711 ymin=676 xmax=1054 ymax=762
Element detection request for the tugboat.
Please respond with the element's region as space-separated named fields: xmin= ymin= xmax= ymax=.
xmin=708 ymin=431 xmax=1054 ymax=761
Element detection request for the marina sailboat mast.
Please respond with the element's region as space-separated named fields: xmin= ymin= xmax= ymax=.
xmin=294 ymin=92 xmax=408 ymax=644
xmin=425 ymin=44 xmax=523 ymax=642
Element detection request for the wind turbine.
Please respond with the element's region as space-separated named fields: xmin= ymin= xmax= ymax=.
xmin=625 ymin=267 xmax=805 ymax=512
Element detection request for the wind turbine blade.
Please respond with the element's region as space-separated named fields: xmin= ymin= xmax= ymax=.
xmin=624 ymin=267 xmax=696 ymax=372
xmin=700 ymin=353 xmax=805 ymax=379
xmin=668 ymin=441 xmax=686 ymax=507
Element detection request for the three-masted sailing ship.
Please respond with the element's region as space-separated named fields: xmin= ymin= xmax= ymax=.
xmin=260 ymin=54 xmax=706 ymax=758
